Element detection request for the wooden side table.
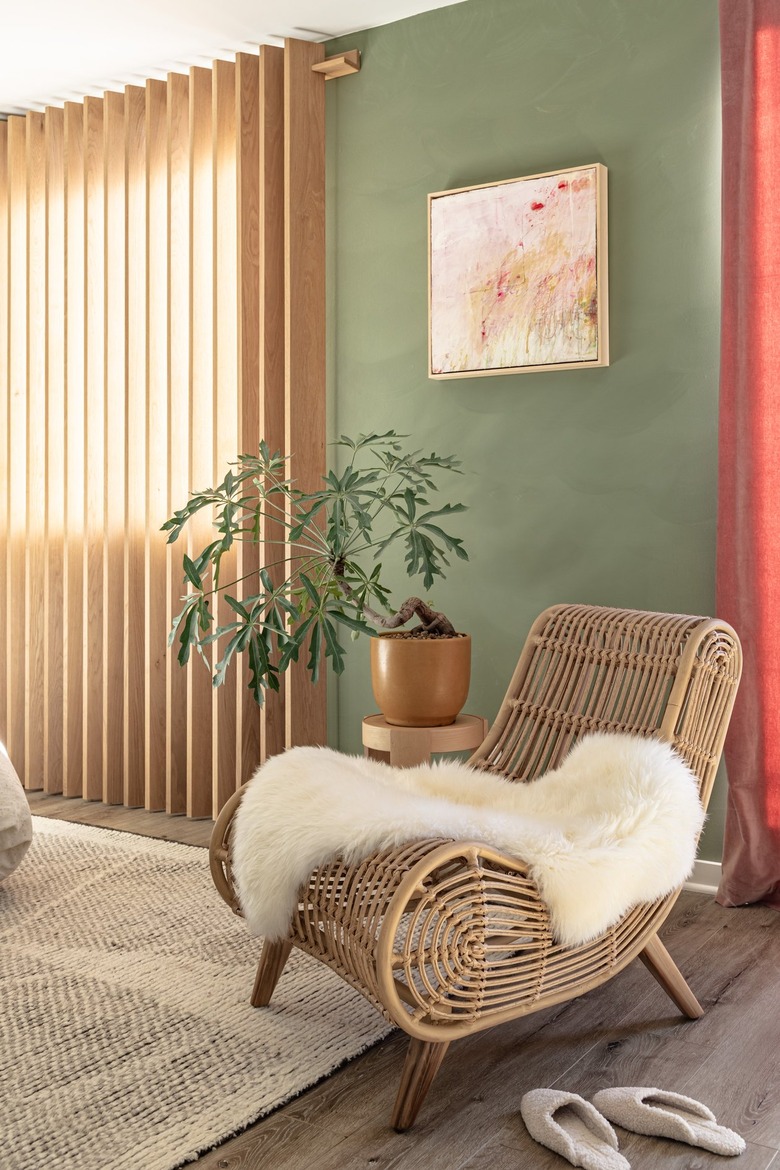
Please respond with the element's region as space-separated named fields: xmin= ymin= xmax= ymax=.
xmin=362 ymin=713 xmax=489 ymax=767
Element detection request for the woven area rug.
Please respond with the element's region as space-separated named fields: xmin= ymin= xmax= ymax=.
xmin=1 ymin=817 xmax=392 ymax=1170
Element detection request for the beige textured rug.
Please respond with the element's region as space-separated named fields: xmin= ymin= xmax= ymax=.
xmin=1 ymin=817 xmax=391 ymax=1170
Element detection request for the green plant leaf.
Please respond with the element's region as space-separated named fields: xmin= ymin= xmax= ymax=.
xmin=307 ymin=620 xmax=322 ymax=682
xmin=276 ymin=595 xmax=300 ymax=618
xmin=278 ymin=612 xmax=315 ymax=673
xmin=196 ymin=596 xmax=212 ymax=632
xmin=192 ymin=541 xmax=222 ymax=577
xmin=213 ymin=625 xmax=252 ymax=688
xmin=247 ymin=633 xmax=267 ymax=706
xmin=182 ymin=555 xmax=202 ymax=590
xmin=299 ymin=572 xmax=321 ymax=609
xmin=419 ymin=522 xmax=469 ymax=560
xmin=200 ymin=621 xmax=243 ymax=646
xmin=416 ymin=502 xmax=467 ymax=523
xmin=321 ymin=617 xmax=346 ymax=674
xmin=329 ymin=608 xmax=379 ymax=637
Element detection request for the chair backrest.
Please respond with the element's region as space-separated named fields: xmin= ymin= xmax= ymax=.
xmin=470 ymin=603 xmax=742 ymax=809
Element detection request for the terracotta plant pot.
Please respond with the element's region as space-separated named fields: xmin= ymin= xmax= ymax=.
xmin=370 ymin=632 xmax=471 ymax=727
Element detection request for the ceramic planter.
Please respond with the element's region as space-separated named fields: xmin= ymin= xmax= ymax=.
xmin=370 ymin=632 xmax=471 ymax=727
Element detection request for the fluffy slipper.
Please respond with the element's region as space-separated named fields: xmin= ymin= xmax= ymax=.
xmin=520 ymin=1089 xmax=630 ymax=1170
xmin=592 ymin=1087 xmax=745 ymax=1156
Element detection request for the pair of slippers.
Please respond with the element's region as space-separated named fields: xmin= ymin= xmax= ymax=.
xmin=520 ymin=1087 xmax=746 ymax=1169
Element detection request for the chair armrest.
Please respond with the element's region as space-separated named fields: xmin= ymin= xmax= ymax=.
xmin=209 ymin=786 xmax=246 ymax=914
xmin=375 ymin=840 xmax=551 ymax=1041
xmin=370 ymin=838 xmax=680 ymax=1043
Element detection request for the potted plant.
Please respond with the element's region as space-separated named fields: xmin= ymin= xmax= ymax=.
xmin=163 ymin=431 xmax=470 ymax=727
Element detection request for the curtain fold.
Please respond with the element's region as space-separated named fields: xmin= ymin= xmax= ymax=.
xmin=717 ymin=0 xmax=780 ymax=908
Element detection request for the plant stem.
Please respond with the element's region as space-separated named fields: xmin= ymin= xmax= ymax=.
xmin=189 ymin=550 xmax=328 ymax=600
xmin=334 ymin=569 xmax=456 ymax=636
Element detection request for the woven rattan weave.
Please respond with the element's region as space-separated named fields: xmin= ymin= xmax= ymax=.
xmin=210 ymin=604 xmax=742 ymax=1130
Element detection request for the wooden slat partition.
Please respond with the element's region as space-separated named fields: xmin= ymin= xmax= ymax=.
xmin=236 ymin=51 xmax=263 ymax=781
xmin=103 ymin=89 xmax=125 ymax=806
xmin=257 ymin=46 xmax=287 ymax=764
xmin=213 ymin=58 xmax=239 ymax=813
xmin=284 ymin=39 xmax=327 ymax=748
xmin=124 ymin=84 xmax=145 ymax=807
xmin=26 ymin=111 xmax=46 ymax=793
xmin=83 ymin=94 xmax=104 ymax=801
xmin=146 ymin=78 xmax=168 ymax=811
xmin=44 ymin=106 xmax=65 ymax=794
xmin=63 ymin=102 xmax=85 ymax=798
xmin=0 ymin=122 xmax=7 ymax=760
xmin=0 ymin=38 xmax=327 ymax=818
xmin=166 ymin=70 xmax=190 ymax=815
xmin=187 ymin=65 xmax=214 ymax=819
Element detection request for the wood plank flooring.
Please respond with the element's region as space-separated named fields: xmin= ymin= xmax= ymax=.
xmin=27 ymin=793 xmax=780 ymax=1169
xmin=27 ymin=789 xmax=213 ymax=845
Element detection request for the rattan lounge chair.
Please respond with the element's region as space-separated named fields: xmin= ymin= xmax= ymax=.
xmin=210 ymin=603 xmax=742 ymax=1131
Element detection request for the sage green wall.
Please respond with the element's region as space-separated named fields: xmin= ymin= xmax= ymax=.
xmin=326 ymin=0 xmax=725 ymax=859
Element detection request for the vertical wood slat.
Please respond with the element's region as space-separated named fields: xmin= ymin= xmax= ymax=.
xmin=188 ymin=65 xmax=215 ymax=818
xmin=44 ymin=107 xmax=65 ymax=793
xmin=0 ymin=122 xmax=7 ymax=756
xmin=124 ymin=84 xmax=146 ymax=806
xmin=284 ymin=38 xmax=327 ymax=749
xmin=83 ymin=95 xmax=104 ymax=800
xmin=236 ymin=51 xmax=262 ymax=782
xmin=257 ymin=45 xmax=287 ymax=765
xmin=7 ymin=116 xmax=27 ymax=779
xmin=213 ymin=59 xmax=239 ymax=812
xmin=103 ymin=90 xmax=125 ymax=805
xmin=26 ymin=111 xmax=46 ymax=792
xmin=166 ymin=70 xmax=190 ymax=815
xmin=146 ymin=78 xmax=168 ymax=811
xmin=63 ymin=102 xmax=85 ymax=796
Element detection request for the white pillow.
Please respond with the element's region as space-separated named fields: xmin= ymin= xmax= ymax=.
xmin=0 ymin=742 xmax=32 ymax=880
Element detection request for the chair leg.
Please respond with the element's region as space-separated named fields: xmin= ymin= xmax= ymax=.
xmin=250 ymin=938 xmax=293 ymax=1007
xmin=391 ymin=1037 xmax=450 ymax=1132
xmin=639 ymin=933 xmax=703 ymax=1019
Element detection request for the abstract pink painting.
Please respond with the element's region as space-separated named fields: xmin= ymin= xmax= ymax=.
xmin=428 ymin=164 xmax=608 ymax=378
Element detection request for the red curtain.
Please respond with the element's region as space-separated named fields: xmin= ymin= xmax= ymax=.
xmin=717 ymin=0 xmax=780 ymax=908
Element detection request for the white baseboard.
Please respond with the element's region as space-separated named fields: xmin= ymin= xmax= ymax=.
xmin=684 ymin=859 xmax=722 ymax=895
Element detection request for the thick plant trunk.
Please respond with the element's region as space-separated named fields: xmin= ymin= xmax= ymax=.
xmin=335 ymin=571 xmax=456 ymax=636
xmin=363 ymin=596 xmax=456 ymax=636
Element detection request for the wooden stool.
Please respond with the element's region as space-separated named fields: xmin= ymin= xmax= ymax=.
xmin=362 ymin=713 xmax=488 ymax=768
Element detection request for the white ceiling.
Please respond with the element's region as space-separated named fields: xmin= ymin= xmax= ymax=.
xmin=0 ymin=0 xmax=465 ymax=117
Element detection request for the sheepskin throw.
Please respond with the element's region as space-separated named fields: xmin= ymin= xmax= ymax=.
xmin=231 ymin=732 xmax=704 ymax=948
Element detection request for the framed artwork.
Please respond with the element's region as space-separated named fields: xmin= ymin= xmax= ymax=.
xmin=428 ymin=163 xmax=608 ymax=378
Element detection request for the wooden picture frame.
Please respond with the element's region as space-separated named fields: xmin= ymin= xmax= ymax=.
xmin=428 ymin=163 xmax=609 ymax=379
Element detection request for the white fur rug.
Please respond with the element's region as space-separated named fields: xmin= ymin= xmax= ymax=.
xmin=232 ymin=732 xmax=705 ymax=948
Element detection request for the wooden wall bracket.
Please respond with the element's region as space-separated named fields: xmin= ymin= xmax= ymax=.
xmin=311 ymin=50 xmax=361 ymax=80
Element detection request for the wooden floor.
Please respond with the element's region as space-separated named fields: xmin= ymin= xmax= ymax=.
xmin=27 ymin=790 xmax=214 ymax=846
xmin=28 ymin=793 xmax=780 ymax=1170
